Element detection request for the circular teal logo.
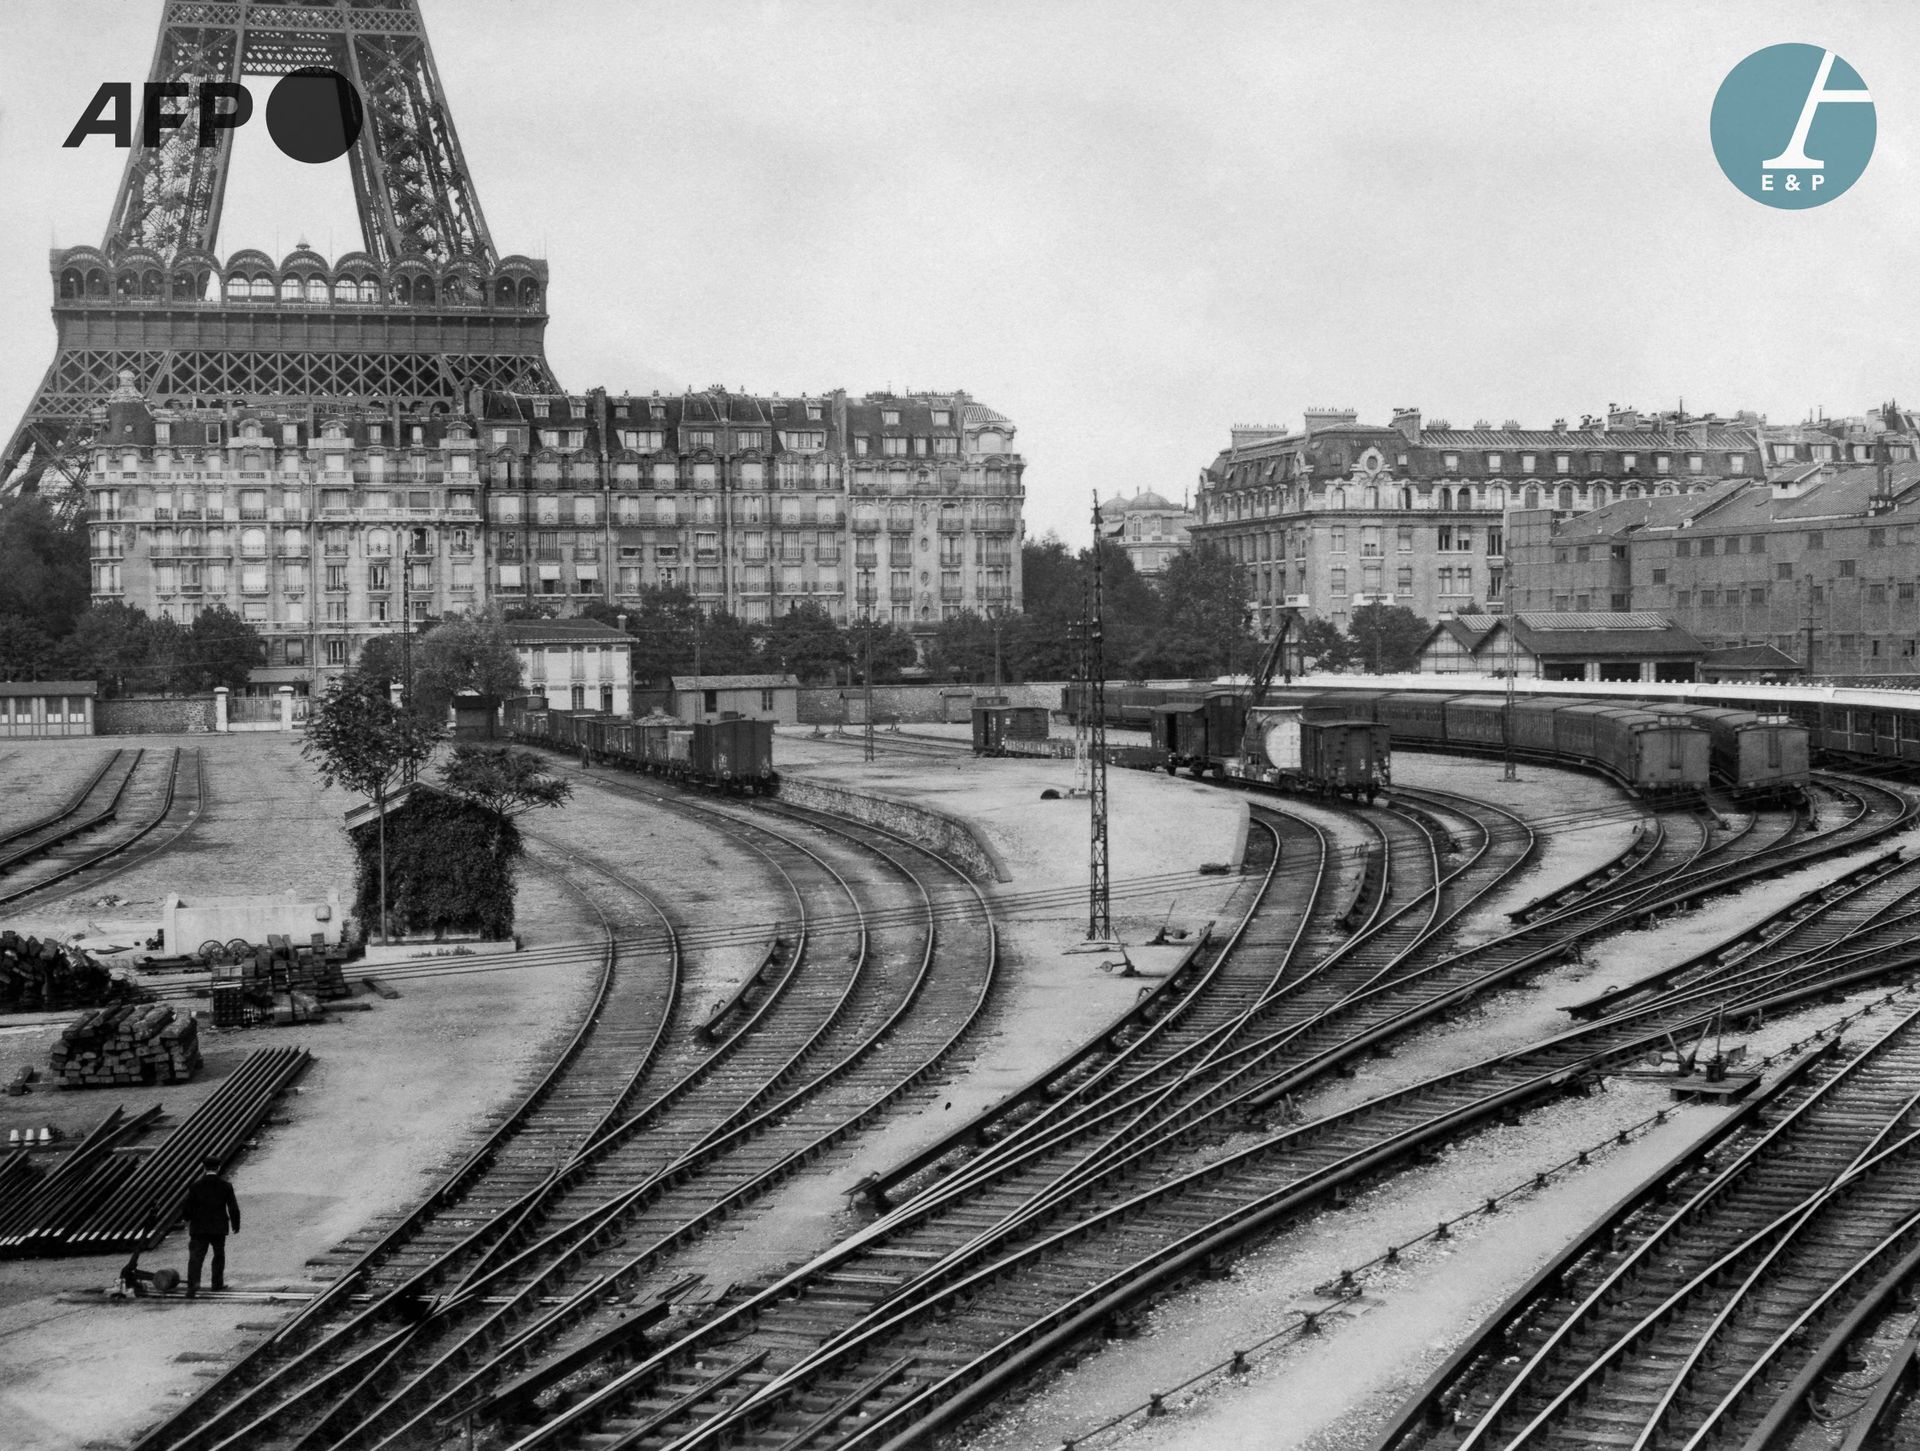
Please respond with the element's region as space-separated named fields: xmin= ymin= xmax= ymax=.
xmin=1711 ymin=45 xmax=1874 ymax=209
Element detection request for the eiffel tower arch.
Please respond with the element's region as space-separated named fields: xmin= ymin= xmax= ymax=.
xmin=3 ymin=0 xmax=559 ymax=516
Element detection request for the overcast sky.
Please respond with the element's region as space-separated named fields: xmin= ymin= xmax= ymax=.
xmin=1 ymin=0 xmax=1913 ymax=545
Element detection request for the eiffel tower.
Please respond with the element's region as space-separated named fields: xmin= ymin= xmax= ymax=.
xmin=3 ymin=0 xmax=560 ymax=517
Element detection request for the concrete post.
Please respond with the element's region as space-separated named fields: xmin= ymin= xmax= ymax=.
xmin=277 ymin=685 xmax=296 ymax=730
xmin=213 ymin=686 xmax=230 ymax=733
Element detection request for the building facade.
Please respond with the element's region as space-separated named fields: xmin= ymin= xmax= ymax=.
xmin=1414 ymin=612 xmax=1706 ymax=681
xmin=1195 ymin=408 xmax=1761 ymax=636
xmin=82 ymin=348 xmax=1026 ymax=696
xmin=1102 ymin=490 xmax=1195 ymax=577
xmin=504 ymin=618 xmax=633 ymax=715
xmin=1507 ymin=449 xmax=1920 ymax=678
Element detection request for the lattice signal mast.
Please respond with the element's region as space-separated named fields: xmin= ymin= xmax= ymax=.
xmin=4 ymin=0 xmax=559 ymax=516
xmin=1086 ymin=493 xmax=1112 ymax=943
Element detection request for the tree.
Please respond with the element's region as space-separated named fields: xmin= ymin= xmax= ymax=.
xmin=1346 ymin=603 xmax=1432 ymax=674
xmin=1148 ymin=544 xmax=1258 ymax=679
xmin=354 ymin=633 xmax=407 ymax=688
xmin=412 ymin=613 xmax=524 ymax=719
xmin=173 ymin=606 xmax=264 ymax=693
xmin=582 ymin=589 xmax=761 ymax=684
xmin=847 ymin=617 xmax=918 ymax=683
xmin=58 ymin=603 xmax=156 ymax=696
xmin=439 ymin=746 xmax=572 ymax=820
xmin=763 ymin=601 xmax=848 ymax=684
xmin=925 ymin=611 xmax=999 ymax=683
xmin=0 ymin=496 xmax=88 ymax=646
xmin=0 ymin=616 xmax=59 ymax=682
xmin=1298 ymin=616 xmax=1355 ymax=673
xmin=1017 ymin=536 xmax=1084 ymax=679
xmin=302 ymin=672 xmax=445 ymax=943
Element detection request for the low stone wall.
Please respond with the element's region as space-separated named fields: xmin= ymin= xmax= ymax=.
xmin=798 ymin=680 xmax=1067 ymax=725
xmin=97 ymin=695 xmax=217 ymax=735
xmin=776 ymin=775 xmax=1011 ymax=884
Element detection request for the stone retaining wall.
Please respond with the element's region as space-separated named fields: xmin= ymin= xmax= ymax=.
xmin=96 ymin=695 xmax=217 ymax=735
xmin=776 ymin=775 xmax=1010 ymax=884
xmin=797 ymin=680 xmax=1067 ymax=725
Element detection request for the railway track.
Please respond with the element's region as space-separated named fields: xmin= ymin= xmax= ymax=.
xmin=481 ymin=773 xmax=1920 ymax=1450
xmin=129 ymin=772 xmax=999 ymax=1451
xmin=0 ymin=746 xmax=200 ymax=909
xmin=1374 ymin=993 xmax=1920 ymax=1451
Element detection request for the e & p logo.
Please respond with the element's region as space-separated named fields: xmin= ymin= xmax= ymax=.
xmin=1710 ymin=45 xmax=1874 ymax=209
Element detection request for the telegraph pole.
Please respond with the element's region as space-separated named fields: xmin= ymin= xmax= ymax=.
xmin=862 ymin=608 xmax=876 ymax=762
xmin=400 ymin=543 xmax=412 ymax=715
xmin=1503 ymin=611 xmax=1518 ymax=780
xmin=1804 ymin=573 xmax=1817 ymax=678
xmin=1087 ymin=494 xmax=1112 ymax=944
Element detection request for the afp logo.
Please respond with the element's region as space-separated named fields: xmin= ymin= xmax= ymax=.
xmin=63 ymin=66 xmax=363 ymax=165
xmin=1710 ymin=45 xmax=1874 ymax=209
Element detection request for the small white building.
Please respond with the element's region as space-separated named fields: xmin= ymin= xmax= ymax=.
xmin=669 ymin=674 xmax=800 ymax=724
xmin=505 ymin=618 xmax=633 ymax=714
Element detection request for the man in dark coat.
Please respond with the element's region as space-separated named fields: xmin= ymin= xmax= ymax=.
xmin=183 ymin=1155 xmax=240 ymax=1297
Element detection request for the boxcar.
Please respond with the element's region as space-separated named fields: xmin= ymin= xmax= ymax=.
xmin=1507 ymin=698 xmax=1570 ymax=755
xmin=972 ymin=705 xmax=1051 ymax=754
xmin=1650 ymin=704 xmax=1809 ymax=795
xmin=1201 ymin=690 xmax=1248 ymax=774
xmin=1374 ymin=691 xmax=1454 ymax=743
xmin=690 ymin=719 xmax=778 ymax=792
xmin=1442 ymin=694 xmax=1512 ymax=749
xmin=1302 ymin=719 xmax=1390 ymax=800
xmin=1149 ymin=703 xmax=1208 ymax=771
xmin=1555 ymin=703 xmax=1707 ymax=792
xmin=1235 ymin=708 xmax=1387 ymax=800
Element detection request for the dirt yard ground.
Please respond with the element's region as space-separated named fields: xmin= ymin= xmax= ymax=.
xmin=0 ymin=730 xmax=1256 ymax=1450
xmin=4 ymin=729 xmax=1907 ymax=1451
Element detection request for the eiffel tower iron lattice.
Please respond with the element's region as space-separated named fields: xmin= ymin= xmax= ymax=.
xmin=4 ymin=0 xmax=559 ymax=517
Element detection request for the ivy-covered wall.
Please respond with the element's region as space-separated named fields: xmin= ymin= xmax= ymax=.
xmin=348 ymin=788 xmax=520 ymax=942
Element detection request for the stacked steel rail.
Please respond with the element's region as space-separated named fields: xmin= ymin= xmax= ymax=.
xmin=0 ymin=1049 xmax=308 ymax=1256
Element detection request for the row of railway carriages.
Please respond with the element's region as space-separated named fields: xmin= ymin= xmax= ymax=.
xmin=505 ymin=699 xmax=779 ymax=793
xmin=1058 ymin=681 xmax=1811 ymax=798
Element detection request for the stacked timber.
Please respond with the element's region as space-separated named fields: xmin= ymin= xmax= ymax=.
xmin=49 ymin=1004 xmax=202 ymax=1087
xmin=0 ymin=932 xmax=144 ymax=1013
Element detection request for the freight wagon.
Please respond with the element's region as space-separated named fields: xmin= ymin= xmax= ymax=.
xmin=1644 ymin=703 xmax=1808 ymax=798
xmin=971 ymin=705 xmax=1052 ymax=755
xmin=1232 ymin=707 xmax=1389 ymax=801
xmin=503 ymin=702 xmax=779 ymax=794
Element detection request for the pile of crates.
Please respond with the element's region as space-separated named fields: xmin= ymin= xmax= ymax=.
xmin=49 ymin=1004 xmax=202 ymax=1087
xmin=211 ymin=934 xmax=350 ymax=1029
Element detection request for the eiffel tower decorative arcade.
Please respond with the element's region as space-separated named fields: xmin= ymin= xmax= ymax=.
xmin=2 ymin=0 xmax=558 ymax=506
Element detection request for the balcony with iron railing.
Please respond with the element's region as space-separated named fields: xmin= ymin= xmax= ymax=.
xmin=852 ymin=517 xmax=881 ymax=533
xmin=891 ymin=587 xmax=914 ymax=602
xmin=937 ymin=515 xmax=966 ymax=532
